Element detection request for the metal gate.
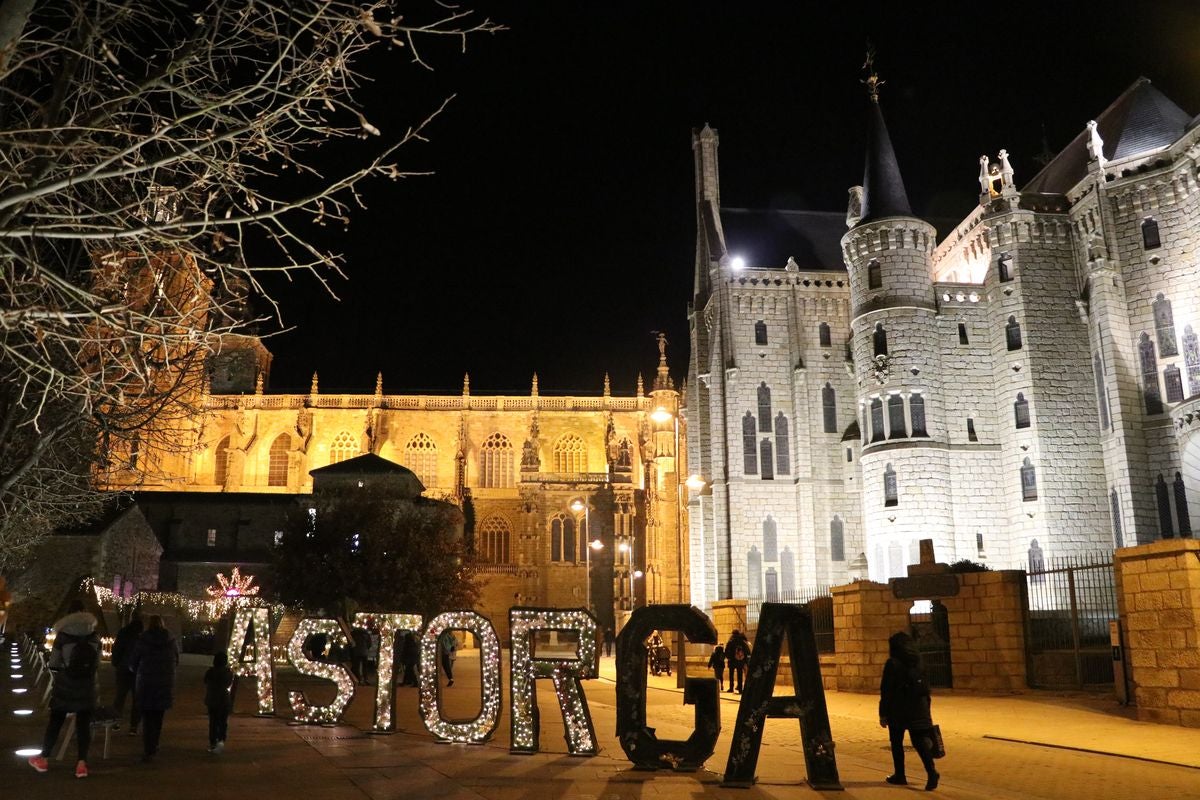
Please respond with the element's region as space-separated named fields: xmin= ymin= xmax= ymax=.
xmin=1026 ymin=553 xmax=1117 ymax=688
xmin=910 ymin=600 xmax=952 ymax=688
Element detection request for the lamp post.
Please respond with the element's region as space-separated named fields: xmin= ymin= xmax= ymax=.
xmin=570 ymin=498 xmax=603 ymax=612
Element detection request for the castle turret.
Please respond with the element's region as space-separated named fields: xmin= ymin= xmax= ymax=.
xmin=841 ymin=68 xmax=951 ymax=579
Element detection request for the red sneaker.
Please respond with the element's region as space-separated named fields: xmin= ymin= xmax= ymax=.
xmin=28 ymin=755 xmax=48 ymax=773
xmin=75 ymin=760 xmax=88 ymax=778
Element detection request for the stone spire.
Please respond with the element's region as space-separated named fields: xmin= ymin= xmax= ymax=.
xmin=374 ymin=371 xmax=383 ymax=400
xmin=603 ymin=372 xmax=611 ymax=398
xmin=462 ymin=372 xmax=470 ymax=397
xmin=254 ymin=372 xmax=263 ymax=395
xmin=531 ymin=372 xmax=539 ymax=397
xmin=856 ymin=51 xmax=913 ymax=226
xmin=636 ymin=373 xmax=644 ymax=398
xmin=309 ymin=371 xmax=319 ymax=395
xmin=653 ymin=332 xmax=674 ymax=390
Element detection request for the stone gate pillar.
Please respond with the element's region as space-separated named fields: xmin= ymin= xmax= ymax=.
xmin=831 ymin=580 xmax=910 ymax=693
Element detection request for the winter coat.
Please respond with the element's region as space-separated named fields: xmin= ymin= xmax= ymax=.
xmin=878 ymin=657 xmax=932 ymax=727
xmin=204 ymin=664 xmax=235 ymax=712
xmin=400 ymin=635 xmax=419 ymax=667
xmin=130 ymin=627 xmax=179 ymax=711
xmin=725 ymin=634 xmax=751 ymax=667
xmin=707 ymin=645 xmax=726 ymax=670
xmin=48 ymin=612 xmax=101 ymax=713
xmin=111 ymin=620 xmax=142 ymax=671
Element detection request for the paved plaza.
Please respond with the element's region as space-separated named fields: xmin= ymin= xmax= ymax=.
xmin=5 ymin=642 xmax=1200 ymax=799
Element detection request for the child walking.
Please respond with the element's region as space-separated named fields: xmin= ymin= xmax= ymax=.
xmin=707 ymin=643 xmax=727 ymax=692
xmin=204 ymin=652 xmax=234 ymax=754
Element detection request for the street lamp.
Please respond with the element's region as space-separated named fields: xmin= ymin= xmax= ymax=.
xmin=570 ymin=498 xmax=603 ymax=611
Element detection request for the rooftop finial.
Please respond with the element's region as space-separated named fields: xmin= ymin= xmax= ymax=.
xmin=861 ymin=43 xmax=884 ymax=103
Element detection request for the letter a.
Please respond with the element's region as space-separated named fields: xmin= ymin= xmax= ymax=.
xmin=227 ymin=604 xmax=274 ymax=715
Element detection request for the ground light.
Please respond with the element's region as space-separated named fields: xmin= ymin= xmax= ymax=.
xmin=12 ymin=688 xmax=27 ymax=694
xmin=15 ymin=748 xmax=40 ymax=756
xmin=13 ymin=710 xmax=33 ymax=716
xmin=10 ymin=674 xmax=22 ymax=679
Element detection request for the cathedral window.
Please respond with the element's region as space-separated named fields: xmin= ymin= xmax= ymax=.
xmin=861 ymin=405 xmax=869 ymax=445
xmin=763 ymin=516 xmax=778 ymax=561
xmin=550 ymin=515 xmax=576 ymax=562
xmin=760 ymin=440 xmax=775 ymax=481
xmin=1028 ymin=539 xmax=1044 ymax=581
xmin=765 ymin=567 xmax=779 ymax=602
xmin=887 ymin=394 xmax=906 ymax=438
xmin=1156 ymin=475 xmax=1175 ymax=538
xmin=742 ymin=412 xmax=758 ymax=475
xmin=1175 ymin=473 xmax=1192 ymax=536
xmin=998 ymin=254 xmax=1013 ymax=283
xmin=1014 ymin=393 xmax=1030 ymax=429
xmin=870 ymin=398 xmax=885 ymax=443
xmin=910 ymin=394 xmax=927 ymax=437
xmin=479 ymin=432 xmax=514 ymax=488
xmin=1165 ymin=365 xmax=1184 ymax=404
xmin=846 ymin=447 xmax=854 ymax=463
xmin=1111 ymin=490 xmax=1124 ymax=548
xmin=774 ymin=414 xmax=790 ymax=474
xmin=267 ymin=434 xmax=290 ymax=487
xmin=754 ymin=320 xmax=768 ymax=346
xmin=780 ymin=548 xmax=796 ymax=595
xmin=553 ymin=434 xmax=587 ymax=473
xmin=1141 ymin=217 xmax=1161 ymax=250
xmin=830 ymin=516 xmax=845 ymax=562
xmin=1139 ymin=332 xmax=1163 ymax=415
xmin=867 ymin=259 xmax=882 ymax=289
xmin=1005 ymin=316 xmax=1022 ymax=351
xmin=757 ymin=383 xmax=773 ymax=431
xmin=329 ymin=430 xmax=357 ymax=465
xmin=818 ymin=322 xmax=832 ymax=347
xmin=1020 ymin=458 xmax=1037 ymax=501
xmin=214 ymin=435 xmax=230 ymax=485
xmin=967 ymin=417 xmax=978 ymax=442
xmin=1093 ymin=352 xmax=1110 ymax=430
xmin=748 ymin=546 xmax=763 ymax=599
xmin=958 ymin=322 xmax=969 ymax=345
xmin=1153 ymin=294 xmax=1178 ymax=356
xmin=404 ymin=433 xmax=438 ymax=488
xmin=873 ymin=323 xmax=888 ymax=356
xmin=1186 ymin=326 xmax=1200 ymax=397
xmin=478 ymin=515 xmax=512 ymax=564
xmin=822 ymin=383 xmax=838 ymax=433
xmin=976 ymin=533 xmax=985 ymax=557
xmin=883 ymin=464 xmax=898 ymax=507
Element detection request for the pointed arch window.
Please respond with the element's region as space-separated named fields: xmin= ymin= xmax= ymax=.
xmin=553 ymin=434 xmax=587 ymax=473
xmin=480 ymin=432 xmax=514 ymax=488
xmin=267 ymin=434 xmax=291 ymax=487
xmin=910 ymin=394 xmax=927 ymax=437
xmin=760 ymin=440 xmax=774 ymax=481
xmin=550 ymin=515 xmax=577 ymax=562
xmin=831 ymin=516 xmax=845 ymax=562
xmin=748 ymin=546 xmax=763 ymax=599
xmin=1020 ymin=458 xmax=1037 ymax=501
xmin=214 ymin=436 xmax=230 ymax=485
xmin=774 ymin=413 xmax=790 ymax=474
xmin=1028 ymin=539 xmax=1045 ymax=580
xmin=781 ymin=548 xmax=796 ymax=594
xmin=887 ymin=394 xmax=906 ymax=439
xmin=742 ymin=412 xmax=758 ymax=475
xmin=1111 ymin=490 xmax=1124 ymax=548
xmin=404 ymin=433 xmax=438 ymax=488
xmin=818 ymin=322 xmax=832 ymax=347
xmin=873 ymin=323 xmax=888 ymax=356
xmin=1142 ymin=217 xmax=1161 ymax=250
xmin=329 ymin=430 xmax=357 ymax=465
xmin=1175 ymin=473 xmax=1192 ymax=536
xmin=1139 ymin=332 xmax=1163 ymax=415
xmin=479 ymin=515 xmax=512 ymax=564
xmin=1165 ymin=365 xmax=1184 ymax=404
xmin=1185 ymin=326 xmax=1200 ymax=397
xmin=763 ymin=516 xmax=778 ymax=561
xmin=1093 ymin=352 xmax=1110 ymax=430
xmin=754 ymin=320 xmax=768 ymax=345
xmin=870 ymin=398 xmax=885 ymax=443
xmin=1153 ymin=294 xmax=1178 ymax=356
xmin=867 ymin=259 xmax=882 ymax=289
xmin=1005 ymin=316 xmax=1023 ymax=351
xmin=883 ymin=463 xmax=898 ymax=507
xmin=757 ymin=383 xmax=773 ymax=432
xmin=822 ymin=383 xmax=838 ymax=433
xmin=1014 ymin=393 xmax=1030 ymax=429
xmin=1156 ymin=475 xmax=1175 ymax=538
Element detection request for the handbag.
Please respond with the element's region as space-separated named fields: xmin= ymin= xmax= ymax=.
xmin=926 ymin=724 xmax=946 ymax=759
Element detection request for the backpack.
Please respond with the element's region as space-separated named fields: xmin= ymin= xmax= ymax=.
xmin=65 ymin=636 xmax=98 ymax=679
xmin=732 ymin=642 xmax=746 ymax=662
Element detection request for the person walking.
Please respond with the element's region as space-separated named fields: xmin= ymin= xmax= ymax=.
xmin=204 ymin=652 xmax=234 ymax=754
xmin=129 ymin=615 xmax=178 ymax=761
xmin=707 ymin=643 xmax=727 ymax=691
xmin=110 ymin=613 xmax=142 ymax=733
xmin=879 ymin=631 xmax=939 ymax=791
xmin=602 ymin=627 xmax=615 ymax=657
xmin=440 ymin=631 xmax=458 ymax=687
xmin=400 ymin=632 xmax=420 ymax=686
xmin=725 ymin=629 xmax=751 ymax=693
xmin=28 ymin=600 xmax=101 ymax=778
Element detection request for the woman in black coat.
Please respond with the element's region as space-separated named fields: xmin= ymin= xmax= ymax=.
xmin=28 ymin=601 xmax=101 ymax=777
xmin=878 ymin=631 xmax=939 ymax=790
xmin=129 ymin=615 xmax=179 ymax=760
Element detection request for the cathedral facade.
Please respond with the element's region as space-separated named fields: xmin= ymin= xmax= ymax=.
xmin=686 ymin=78 xmax=1200 ymax=609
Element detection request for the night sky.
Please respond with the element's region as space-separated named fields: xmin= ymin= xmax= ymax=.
xmin=256 ymin=1 xmax=1200 ymax=396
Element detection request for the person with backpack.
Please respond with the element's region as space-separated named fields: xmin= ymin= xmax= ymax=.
xmin=725 ymin=630 xmax=751 ymax=693
xmin=28 ymin=599 xmax=101 ymax=778
xmin=129 ymin=615 xmax=179 ymax=761
xmin=879 ymin=631 xmax=939 ymax=791
xmin=707 ymin=643 xmax=727 ymax=691
xmin=439 ymin=630 xmax=458 ymax=687
xmin=204 ymin=652 xmax=234 ymax=754
xmin=110 ymin=613 xmax=142 ymax=733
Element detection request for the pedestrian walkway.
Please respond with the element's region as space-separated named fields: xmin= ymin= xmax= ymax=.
xmin=4 ymin=635 xmax=1200 ymax=799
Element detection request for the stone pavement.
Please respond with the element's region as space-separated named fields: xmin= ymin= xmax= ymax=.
xmin=5 ymin=637 xmax=1200 ymax=799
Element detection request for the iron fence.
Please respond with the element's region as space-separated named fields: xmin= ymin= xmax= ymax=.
xmin=746 ymin=586 xmax=835 ymax=653
xmin=1026 ymin=552 xmax=1116 ymax=688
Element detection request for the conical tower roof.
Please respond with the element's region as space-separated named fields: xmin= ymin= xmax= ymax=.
xmin=856 ymin=92 xmax=913 ymax=226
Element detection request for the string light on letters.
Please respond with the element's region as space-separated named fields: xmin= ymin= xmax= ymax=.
xmin=419 ymin=610 xmax=501 ymax=744
xmin=353 ymin=612 xmax=423 ymax=733
xmin=227 ymin=605 xmax=275 ymax=715
xmin=508 ymin=607 xmax=598 ymax=756
xmin=287 ymin=618 xmax=356 ymax=724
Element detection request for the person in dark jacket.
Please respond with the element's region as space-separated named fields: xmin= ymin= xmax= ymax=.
xmin=129 ymin=615 xmax=179 ymax=760
xmin=707 ymin=644 xmax=727 ymax=691
xmin=204 ymin=652 xmax=234 ymax=753
xmin=400 ymin=632 xmax=420 ymax=686
xmin=29 ymin=600 xmax=101 ymax=778
xmin=110 ymin=613 xmax=143 ymax=733
xmin=725 ymin=630 xmax=751 ymax=693
xmin=879 ymin=631 xmax=939 ymax=791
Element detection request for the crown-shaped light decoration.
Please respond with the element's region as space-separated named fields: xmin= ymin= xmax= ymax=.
xmin=206 ymin=567 xmax=260 ymax=599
